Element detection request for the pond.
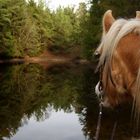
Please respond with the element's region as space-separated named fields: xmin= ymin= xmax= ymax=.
xmin=0 ymin=62 xmax=139 ymax=140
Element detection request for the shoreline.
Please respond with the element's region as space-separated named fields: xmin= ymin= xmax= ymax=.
xmin=0 ymin=57 xmax=91 ymax=65
xmin=0 ymin=56 xmax=97 ymax=78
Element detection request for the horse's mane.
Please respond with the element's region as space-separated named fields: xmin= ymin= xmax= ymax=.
xmin=98 ymin=18 xmax=140 ymax=68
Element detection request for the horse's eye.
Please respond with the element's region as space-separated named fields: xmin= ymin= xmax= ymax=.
xmin=94 ymin=51 xmax=100 ymax=59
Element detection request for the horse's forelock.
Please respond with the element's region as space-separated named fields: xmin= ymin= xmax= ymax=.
xmin=98 ymin=19 xmax=127 ymax=69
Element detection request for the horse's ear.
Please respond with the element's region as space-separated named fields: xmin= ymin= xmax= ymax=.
xmin=103 ymin=10 xmax=115 ymax=33
xmin=136 ymin=11 xmax=140 ymax=19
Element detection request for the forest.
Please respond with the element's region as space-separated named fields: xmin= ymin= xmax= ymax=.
xmin=0 ymin=0 xmax=140 ymax=60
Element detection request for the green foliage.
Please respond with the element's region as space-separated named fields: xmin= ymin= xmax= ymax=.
xmin=0 ymin=0 xmax=91 ymax=58
xmin=76 ymin=3 xmax=91 ymax=59
xmin=0 ymin=0 xmax=140 ymax=59
xmin=50 ymin=6 xmax=80 ymax=53
xmin=0 ymin=0 xmax=54 ymax=58
xmin=0 ymin=0 xmax=90 ymax=59
xmin=0 ymin=0 xmax=14 ymax=58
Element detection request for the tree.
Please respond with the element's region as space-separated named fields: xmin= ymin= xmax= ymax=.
xmin=0 ymin=0 xmax=15 ymax=58
xmin=75 ymin=2 xmax=92 ymax=59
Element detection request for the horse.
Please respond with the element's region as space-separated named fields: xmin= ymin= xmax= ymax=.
xmin=94 ymin=10 xmax=140 ymax=115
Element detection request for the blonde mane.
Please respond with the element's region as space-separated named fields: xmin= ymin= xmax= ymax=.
xmin=98 ymin=18 xmax=140 ymax=68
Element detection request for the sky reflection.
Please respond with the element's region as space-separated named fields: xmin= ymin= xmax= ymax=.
xmin=7 ymin=109 xmax=87 ymax=140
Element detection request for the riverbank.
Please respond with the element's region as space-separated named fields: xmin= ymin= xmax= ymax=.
xmin=0 ymin=50 xmax=92 ymax=65
xmin=0 ymin=57 xmax=90 ymax=64
xmin=0 ymin=50 xmax=98 ymax=71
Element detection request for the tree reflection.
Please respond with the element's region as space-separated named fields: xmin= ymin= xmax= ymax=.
xmin=0 ymin=63 xmax=90 ymax=139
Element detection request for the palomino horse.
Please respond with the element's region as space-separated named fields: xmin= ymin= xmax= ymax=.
xmin=95 ymin=10 xmax=140 ymax=113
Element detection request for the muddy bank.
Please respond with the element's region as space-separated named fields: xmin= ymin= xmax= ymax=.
xmin=0 ymin=57 xmax=98 ymax=71
xmin=0 ymin=57 xmax=90 ymax=64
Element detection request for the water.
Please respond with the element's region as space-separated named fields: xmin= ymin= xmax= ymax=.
xmin=0 ymin=62 xmax=138 ymax=140
xmin=9 ymin=110 xmax=85 ymax=140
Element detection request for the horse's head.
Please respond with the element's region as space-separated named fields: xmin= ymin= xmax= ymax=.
xmin=95 ymin=10 xmax=140 ymax=108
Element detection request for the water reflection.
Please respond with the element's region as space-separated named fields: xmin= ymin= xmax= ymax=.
xmin=9 ymin=109 xmax=86 ymax=140
xmin=0 ymin=63 xmax=139 ymax=140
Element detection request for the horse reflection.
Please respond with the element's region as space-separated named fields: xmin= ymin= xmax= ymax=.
xmin=95 ymin=10 xmax=140 ymax=113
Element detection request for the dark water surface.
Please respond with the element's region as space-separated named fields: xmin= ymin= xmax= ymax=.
xmin=0 ymin=63 xmax=138 ymax=140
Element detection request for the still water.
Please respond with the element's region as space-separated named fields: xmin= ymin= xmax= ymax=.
xmin=0 ymin=62 xmax=139 ymax=140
